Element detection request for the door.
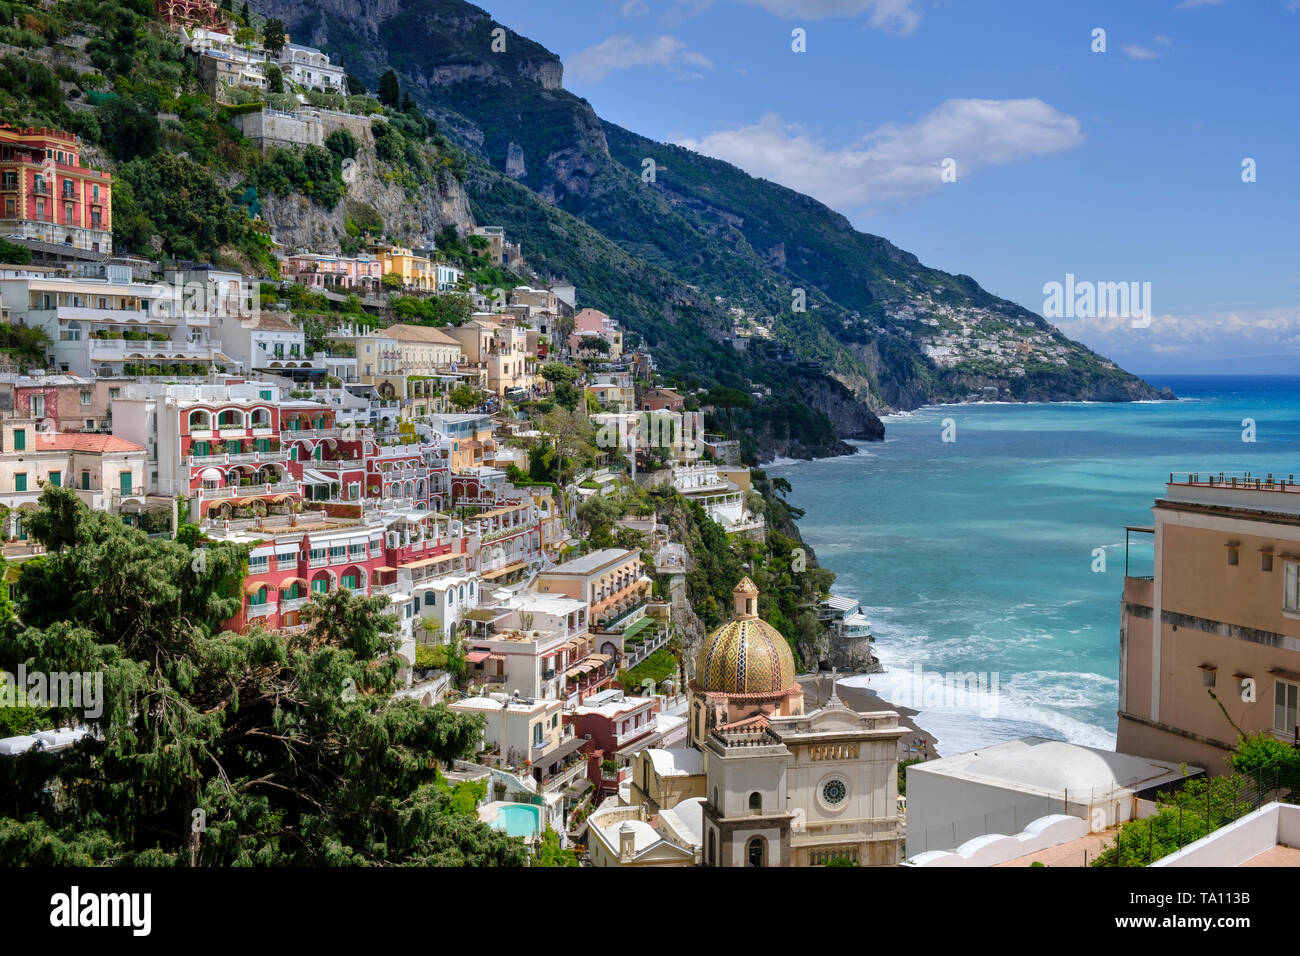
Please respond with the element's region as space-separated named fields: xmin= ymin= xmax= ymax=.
xmin=119 ymin=471 xmax=133 ymax=496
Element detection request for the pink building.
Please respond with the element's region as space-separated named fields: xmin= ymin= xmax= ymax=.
xmin=283 ymin=253 xmax=383 ymax=292
xmin=569 ymin=308 xmax=623 ymax=358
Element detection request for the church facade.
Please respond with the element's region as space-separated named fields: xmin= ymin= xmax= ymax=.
xmin=685 ymin=579 xmax=905 ymax=866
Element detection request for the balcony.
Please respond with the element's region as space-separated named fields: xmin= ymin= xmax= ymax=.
xmin=188 ymin=451 xmax=272 ymax=466
xmin=280 ymin=427 xmax=341 ymax=441
xmin=247 ymin=602 xmax=277 ymax=619
xmin=279 ymin=596 xmax=310 ymax=613
xmin=199 ymin=482 xmax=299 ymax=500
xmin=594 ymin=599 xmax=648 ymax=633
xmin=90 ymin=338 xmax=222 ymax=357
xmin=109 ymin=486 xmax=146 ymax=502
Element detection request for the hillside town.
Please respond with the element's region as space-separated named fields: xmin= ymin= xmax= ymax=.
xmin=0 ymin=0 xmax=917 ymax=868
xmin=0 ymin=0 xmax=1293 ymax=880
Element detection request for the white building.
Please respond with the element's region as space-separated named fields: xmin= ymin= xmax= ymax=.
xmin=904 ymin=736 xmax=1197 ymax=860
xmin=0 ymin=264 xmax=224 ymax=376
xmin=278 ymin=42 xmax=348 ymax=91
xmin=219 ymin=311 xmax=315 ymax=373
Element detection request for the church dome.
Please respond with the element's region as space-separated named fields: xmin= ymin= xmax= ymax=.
xmin=695 ymin=578 xmax=796 ymax=696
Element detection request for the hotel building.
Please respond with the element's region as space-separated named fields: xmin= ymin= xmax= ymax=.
xmin=1118 ymin=472 xmax=1300 ymax=772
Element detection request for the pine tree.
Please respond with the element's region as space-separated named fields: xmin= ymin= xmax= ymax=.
xmin=262 ymin=17 xmax=287 ymax=54
xmin=0 ymin=487 xmax=528 ymax=866
xmin=378 ymin=69 xmax=400 ymax=108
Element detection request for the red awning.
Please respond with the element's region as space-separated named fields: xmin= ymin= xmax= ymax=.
xmin=466 ymin=650 xmax=491 ymax=664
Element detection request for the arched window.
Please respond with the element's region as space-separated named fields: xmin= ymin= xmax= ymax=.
xmin=707 ymin=830 xmax=716 ymax=867
xmin=748 ymin=792 xmax=762 ymax=814
xmin=747 ymin=837 xmax=765 ymax=868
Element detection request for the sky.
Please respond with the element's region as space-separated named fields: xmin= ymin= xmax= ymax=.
xmin=470 ymin=0 xmax=1300 ymax=375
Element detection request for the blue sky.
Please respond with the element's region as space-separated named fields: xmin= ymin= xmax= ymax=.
xmin=477 ymin=0 xmax=1300 ymax=374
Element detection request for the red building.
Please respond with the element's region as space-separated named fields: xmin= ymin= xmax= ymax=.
xmin=223 ymin=511 xmax=474 ymax=635
xmin=156 ymin=0 xmax=223 ymax=28
xmin=640 ymin=387 xmax=684 ymax=412
xmin=0 ymin=126 xmax=112 ymax=253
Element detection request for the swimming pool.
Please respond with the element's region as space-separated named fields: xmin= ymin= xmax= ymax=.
xmin=491 ymin=803 xmax=540 ymax=838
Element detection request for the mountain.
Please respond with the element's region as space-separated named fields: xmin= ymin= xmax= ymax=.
xmin=259 ymin=0 xmax=1167 ymax=459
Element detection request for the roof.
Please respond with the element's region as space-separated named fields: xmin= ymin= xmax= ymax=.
xmin=247 ymin=312 xmax=298 ymax=332
xmin=912 ymin=736 xmax=1197 ymax=798
xmin=385 ymin=324 xmax=461 ymax=347
xmin=33 ymin=433 xmax=144 ymax=453
xmin=644 ymin=747 xmax=704 ymax=778
xmin=657 ymin=797 xmax=705 ymax=849
xmin=542 ymin=547 xmax=637 ymax=576
xmin=821 ymin=594 xmax=860 ymax=612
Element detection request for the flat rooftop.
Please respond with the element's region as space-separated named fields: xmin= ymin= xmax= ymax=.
xmin=543 ymin=548 xmax=637 ymax=576
xmin=913 ymin=736 xmax=1196 ymax=799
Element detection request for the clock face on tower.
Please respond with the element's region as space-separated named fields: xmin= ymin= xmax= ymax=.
xmin=822 ymin=778 xmax=847 ymax=806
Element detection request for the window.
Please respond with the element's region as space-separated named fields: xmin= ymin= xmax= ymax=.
xmin=80 ymin=470 xmax=90 ymax=490
xmin=248 ymin=586 xmax=267 ymax=606
xmin=329 ymin=546 xmax=346 ymax=564
xmin=311 ymin=578 xmax=328 ymax=594
xmin=1228 ymin=545 xmax=1239 ymax=566
xmin=249 ymin=555 xmax=269 ymax=574
xmin=349 ymin=543 xmax=366 ymax=559
xmin=747 ymin=837 xmax=765 ymax=868
xmin=48 ymin=471 xmax=60 ymax=487
xmin=341 ymin=574 xmax=358 ymax=590
xmin=80 ymin=390 xmax=92 ymax=406
xmin=31 ymin=395 xmax=44 ymax=418
xmin=1201 ymin=666 xmax=1217 ymax=689
xmin=748 ymin=792 xmax=762 ymax=814
xmin=1263 ymin=552 xmax=1274 ymax=572
xmin=1276 ymin=679 xmax=1299 ymax=737
xmin=12 ymin=428 xmax=23 ymax=451
xmin=1285 ymin=563 xmax=1300 ymax=612
xmin=109 ymin=388 xmax=120 ymax=400
xmin=822 ymin=779 xmax=848 ymax=806
xmin=14 ymin=473 xmax=26 ymax=492
xmin=533 ymin=722 xmax=542 ymax=746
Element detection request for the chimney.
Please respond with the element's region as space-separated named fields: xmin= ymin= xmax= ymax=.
xmin=618 ymin=821 xmax=636 ymax=863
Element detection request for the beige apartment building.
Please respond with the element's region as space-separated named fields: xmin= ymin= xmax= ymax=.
xmin=1118 ymin=473 xmax=1300 ymax=773
xmin=385 ymin=324 xmax=465 ymax=374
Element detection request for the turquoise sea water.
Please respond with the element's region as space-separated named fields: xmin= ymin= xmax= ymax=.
xmin=768 ymin=375 xmax=1300 ymax=756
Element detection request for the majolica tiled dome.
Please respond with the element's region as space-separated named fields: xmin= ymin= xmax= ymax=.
xmin=695 ymin=578 xmax=796 ymax=696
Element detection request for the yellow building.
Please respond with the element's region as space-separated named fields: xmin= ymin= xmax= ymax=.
xmin=375 ymin=245 xmax=434 ymax=292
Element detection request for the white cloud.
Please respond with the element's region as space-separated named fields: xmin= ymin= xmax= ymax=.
xmin=732 ymin=0 xmax=921 ymax=32
xmin=673 ymin=98 xmax=1085 ymax=211
xmin=1055 ymin=306 xmax=1300 ymax=359
xmin=1175 ymin=0 xmax=1223 ymax=8
xmin=620 ymin=0 xmax=650 ymax=16
xmin=566 ymin=34 xmax=714 ymax=82
xmin=1124 ymin=35 xmax=1173 ymax=59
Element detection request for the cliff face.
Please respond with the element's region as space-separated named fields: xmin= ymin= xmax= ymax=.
xmin=257 ymin=119 xmax=475 ymax=254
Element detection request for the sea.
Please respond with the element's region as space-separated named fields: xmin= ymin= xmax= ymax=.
xmin=767 ymin=375 xmax=1300 ymax=757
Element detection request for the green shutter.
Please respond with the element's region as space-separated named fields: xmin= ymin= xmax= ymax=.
xmin=120 ymin=471 xmax=132 ymax=496
xmin=81 ymin=471 xmax=90 ymax=490
xmin=14 ymin=473 xmax=26 ymax=492
xmin=13 ymin=429 xmax=24 ymax=451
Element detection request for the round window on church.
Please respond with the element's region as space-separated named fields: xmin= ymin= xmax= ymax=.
xmin=821 ymin=778 xmax=847 ymax=806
